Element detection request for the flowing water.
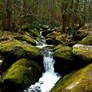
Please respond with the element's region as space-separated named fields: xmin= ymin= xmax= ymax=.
xmin=36 ymin=31 xmax=53 ymax=48
xmin=24 ymin=31 xmax=61 ymax=92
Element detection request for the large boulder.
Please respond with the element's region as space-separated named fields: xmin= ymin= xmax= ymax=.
xmin=14 ymin=32 xmax=36 ymax=45
xmin=29 ymin=29 xmax=40 ymax=37
xmin=73 ymin=44 xmax=92 ymax=61
xmin=46 ymin=32 xmax=76 ymax=46
xmin=51 ymin=64 xmax=92 ymax=92
xmin=46 ymin=32 xmax=62 ymax=45
xmin=54 ymin=44 xmax=74 ymax=61
xmin=3 ymin=58 xmax=42 ymax=92
xmin=0 ymin=40 xmax=42 ymax=71
xmin=53 ymin=44 xmax=90 ymax=75
xmin=46 ymin=31 xmax=61 ymax=39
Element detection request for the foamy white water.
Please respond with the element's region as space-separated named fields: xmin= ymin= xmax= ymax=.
xmin=24 ymin=31 xmax=61 ymax=92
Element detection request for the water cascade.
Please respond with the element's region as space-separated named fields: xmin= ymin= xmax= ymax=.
xmin=24 ymin=31 xmax=61 ymax=92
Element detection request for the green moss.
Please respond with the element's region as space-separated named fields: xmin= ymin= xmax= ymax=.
xmin=21 ymin=25 xmax=28 ymax=29
xmin=56 ymin=34 xmax=66 ymax=45
xmin=21 ymin=34 xmax=36 ymax=44
xmin=46 ymin=32 xmax=61 ymax=38
xmin=51 ymin=64 xmax=92 ymax=92
xmin=4 ymin=65 xmax=28 ymax=84
xmin=15 ymin=32 xmax=36 ymax=45
xmin=46 ymin=38 xmax=55 ymax=44
xmin=30 ymin=29 xmax=40 ymax=37
xmin=0 ymin=39 xmax=40 ymax=57
xmin=73 ymin=45 xmax=92 ymax=60
xmin=3 ymin=58 xmax=41 ymax=86
xmin=79 ymin=35 xmax=92 ymax=45
xmin=54 ymin=44 xmax=64 ymax=50
xmin=73 ymin=48 xmax=88 ymax=53
xmin=54 ymin=45 xmax=74 ymax=61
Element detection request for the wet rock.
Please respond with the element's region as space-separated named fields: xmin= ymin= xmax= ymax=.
xmin=51 ymin=64 xmax=92 ymax=92
xmin=0 ymin=40 xmax=42 ymax=71
xmin=3 ymin=58 xmax=42 ymax=92
xmin=73 ymin=44 xmax=92 ymax=61
xmin=15 ymin=34 xmax=36 ymax=46
xmin=53 ymin=44 xmax=90 ymax=75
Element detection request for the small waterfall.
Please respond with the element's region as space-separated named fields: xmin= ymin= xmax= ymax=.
xmin=36 ymin=31 xmax=53 ymax=48
xmin=36 ymin=31 xmax=46 ymax=48
xmin=24 ymin=31 xmax=60 ymax=92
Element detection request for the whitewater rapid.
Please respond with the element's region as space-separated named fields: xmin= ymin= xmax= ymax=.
xmin=24 ymin=31 xmax=61 ymax=92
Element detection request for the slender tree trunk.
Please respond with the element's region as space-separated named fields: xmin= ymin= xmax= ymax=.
xmin=5 ymin=0 xmax=12 ymax=30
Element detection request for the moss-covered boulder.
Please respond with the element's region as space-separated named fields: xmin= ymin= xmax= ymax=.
xmin=42 ymin=25 xmax=49 ymax=29
xmin=56 ymin=34 xmax=68 ymax=45
xmin=30 ymin=29 xmax=40 ymax=37
xmin=53 ymin=44 xmax=76 ymax=75
xmin=51 ymin=64 xmax=92 ymax=92
xmin=0 ymin=40 xmax=42 ymax=71
xmin=46 ymin=32 xmax=61 ymax=39
xmin=14 ymin=32 xmax=36 ymax=45
xmin=54 ymin=44 xmax=74 ymax=61
xmin=56 ymin=34 xmax=77 ymax=46
xmin=46 ymin=38 xmax=56 ymax=45
xmin=78 ymin=35 xmax=92 ymax=45
xmin=53 ymin=44 xmax=89 ymax=75
xmin=46 ymin=32 xmax=61 ymax=45
xmin=46 ymin=32 xmax=76 ymax=46
xmin=3 ymin=58 xmax=41 ymax=91
xmin=73 ymin=44 xmax=92 ymax=61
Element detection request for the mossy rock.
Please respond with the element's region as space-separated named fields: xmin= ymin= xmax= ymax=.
xmin=51 ymin=64 xmax=92 ymax=92
xmin=3 ymin=58 xmax=41 ymax=91
xmin=30 ymin=29 xmax=40 ymax=37
xmin=15 ymin=32 xmax=36 ymax=45
xmin=46 ymin=32 xmax=62 ymax=45
xmin=73 ymin=44 xmax=92 ymax=61
xmin=42 ymin=25 xmax=49 ymax=29
xmin=53 ymin=44 xmax=88 ymax=75
xmin=46 ymin=32 xmax=76 ymax=46
xmin=56 ymin=34 xmax=67 ymax=45
xmin=0 ymin=40 xmax=42 ymax=71
xmin=46 ymin=32 xmax=61 ymax=39
xmin=74 ymin=29 xmax=88 ymax=41
xmin=54 ymin=44 xmax=74 ymax=61
xmin=56 ymin=34 xmax=76 ymax=46
xmin=0 ymin=39 xmax=41 ymax=57
xmin=78 ymin=35 xmax=92 ymax=45
xmin=46 ymin=38 xmax=56 ymax=45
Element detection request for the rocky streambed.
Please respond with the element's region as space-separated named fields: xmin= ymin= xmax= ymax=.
xmin=0 ymin=28 xmax=92 ymax=92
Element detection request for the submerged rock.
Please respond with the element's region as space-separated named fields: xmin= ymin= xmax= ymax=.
xmin=51 ymin=64 xmax=92 ymax=92
xmin=3 ymin=58 xmax=42 ymax=92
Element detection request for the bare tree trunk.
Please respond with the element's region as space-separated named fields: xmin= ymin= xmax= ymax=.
xmin=5 ymin=0 xmax=12 ymax=30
